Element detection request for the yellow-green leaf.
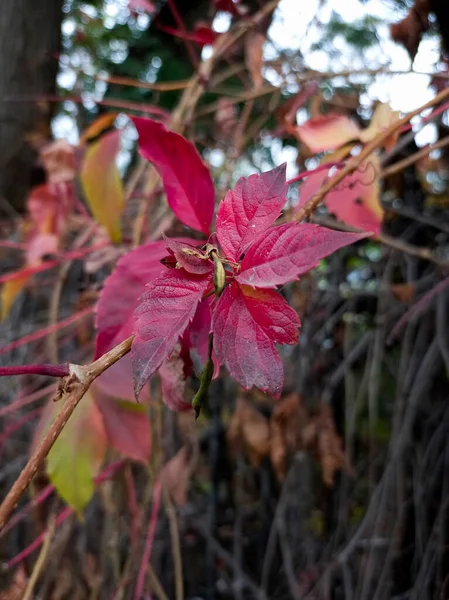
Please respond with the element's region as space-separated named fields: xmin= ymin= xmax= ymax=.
xmin=1 ymin=275 xmax=29 ymax=321
xmin=80 ymin=130 xmax=124 ymax=244
xmin=47 ymin=390 xmax=107 ymax=514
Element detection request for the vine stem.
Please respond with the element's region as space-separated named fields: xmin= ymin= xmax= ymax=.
xmin=0 ymin=364 xmax=69 ymax=378
xmin=0 ymin=336 xmax=133 ymax=531
xmin=295 ymin=84 xmax=449 ymax=222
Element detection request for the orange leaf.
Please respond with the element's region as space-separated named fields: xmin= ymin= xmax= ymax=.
xmin=80 ymin=113 xmax=119 ymax=145
xmin=80 ymin=130 xmax=124 ymax=244
xmin=1 ymin=275 xmax=29 ymax=321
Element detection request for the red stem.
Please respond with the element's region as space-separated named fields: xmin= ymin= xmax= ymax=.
xmin=134 ymin=478 xmax=162 ymax=600
xmin=0 ymin=364 xmax=69 ymax=378
xmin=0 ymin=305 xmax=94 ymax=357
xmin=4 ymin=460 xmax=125 ymax=569
xmin=0 ymin=383 xmax=57 ymax=419
xmin=6 ymin=507 xmax=73 ymax=569
xmin=166 ymin=0 xmax=199 ymax=69
xmin=287 ymin=161 xmax=343 ymax=185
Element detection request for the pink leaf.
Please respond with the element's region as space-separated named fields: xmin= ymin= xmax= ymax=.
xmin=324 ymin=158 xmax=383 ymax=234
xmin=95 ymin=354 xmax=138 ymax=401
xmin=95 ymin=239 xmax=196 ymax=358
xmin=26 ymin=233 xmax=58 ymax=265
xmin=128 ymin=0 xmax=156 ymax=14
xmin=212 ymin=282 xmax=299 ymax=397
xmin=296 ymin=157 xmax=383 ymax=234
xmin=216 ymin=164 xmax=288 ymax=262
xmin=237 ymin=223 xmax=370 ymax=288
xmin=132 ymin=117 xmax=215 ymax=234
xmin=132 ymin=270 xmax=211 ymax=397
xmin=95 ymin=389 xmax=151 ymax=463
xmin=294 ymin=115 xmax=361 ymax=153
xmin=163 ymin=235 xmax=213 ymax=275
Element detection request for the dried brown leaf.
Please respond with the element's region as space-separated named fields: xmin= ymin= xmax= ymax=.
xmin=391 ymin=283 xmax=416 ymax=304
xmin=270 ymin=393 xmax=306 ymax=480
xmin=315 ymin=404 xmax=351 ymax=487
xmin=227 ymin=397 xmax=270 ymax=467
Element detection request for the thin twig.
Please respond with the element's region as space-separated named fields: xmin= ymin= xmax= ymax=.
xmin=381 ymin=135 xmax=449 ymax=178
xmin=163 ymin=488 xmax=184 ymax=600
xmin=0 ymin=336 xmax=133 ymax=531
xmin=295 ymin=85 xmax=449 ymax=222
xmin=22 ymin=513 xmax=56 ymax=600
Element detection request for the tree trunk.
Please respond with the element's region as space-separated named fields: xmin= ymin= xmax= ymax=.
xmin=430 ymin=0 xmax=449 ymax=54
xmin=0 ymin=0 xmax=63 ymax=212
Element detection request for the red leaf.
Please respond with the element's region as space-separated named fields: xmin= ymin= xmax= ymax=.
xmin=212 ymin=282 xmax=299 ymax=397
xmin=95 ymin=239 xmax=196 ymax=358
xmin=132 ymin=270 xmax=211 ymax=397
xmin=237 ymin=223 xmax=369 ymax=288
xmin=95 ymin=389 xmax=151 ymax=463
xmin=216 ymin=164 xmax=288 ymax=262
xmin=132 ymin=117 xmax=214 ymax=234
xmin=157 ymin=23 xmax=217 ymax=47
xmin=163 ymin=235 xmax=213 ymax=275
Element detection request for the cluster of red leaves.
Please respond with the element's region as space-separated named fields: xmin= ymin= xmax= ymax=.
xmin=96 ymin=117 xmax=368 ymax=407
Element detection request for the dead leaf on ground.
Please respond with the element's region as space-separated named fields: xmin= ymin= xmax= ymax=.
xmin=227 ymin=396 xmax=270 ymax=467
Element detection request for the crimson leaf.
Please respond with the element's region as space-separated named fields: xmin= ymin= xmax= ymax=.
xmin=163 ymin=235 xmax=213 ymax=275
xmin=95 ymin=239 xmax=196 ymax=358
xmin=237 ymin=223 xmax=370 ymax=288
xmin=132 ymin=270 xmax=210 ymax=397
xmin=132 ymin=117 xmax=214 ymax=234
xmin=212 ymin=282 xmax=299 ymax=398
xmin=216 ymin=164 xmax=288 ymax=262
xmin=95 ymin=389 xmax=151 ymax=463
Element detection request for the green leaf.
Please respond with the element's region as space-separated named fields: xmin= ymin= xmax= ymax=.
xmin=47 ymin=390 xmax=107 ymax=514
xmin=80 ymin=130 xmax=124 ymax=244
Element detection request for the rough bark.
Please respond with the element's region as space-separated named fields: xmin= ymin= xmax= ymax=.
xmin=0 ymin=0 xmax=63 ymax=212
